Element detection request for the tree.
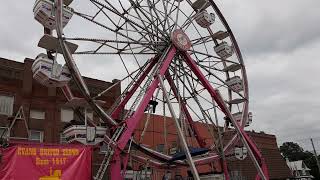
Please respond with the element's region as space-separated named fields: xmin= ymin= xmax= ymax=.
xmin=280 ymin=142 xmax=310 ymax=161
xmin=304 ymin=153 xmax=320 ymax=179
xmin=280 ymin=142 xmax=320 ymax=179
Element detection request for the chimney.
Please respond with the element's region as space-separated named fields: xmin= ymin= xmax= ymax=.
xmin=22 ymin=58 xmax=34 ymax=96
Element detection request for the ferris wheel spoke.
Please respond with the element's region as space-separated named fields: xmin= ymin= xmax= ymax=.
xmin=91 ymin=0 xmax=166 ymax=42
xmin=191 ymin=35 xmax=214 ymax=46
xmin=154 ymin=6 xmax=181 ymax=32
xmin=74 ymin=52 xmax=158 ymax=55
xmin=160 ymin=0 xmax=172 ymax=33
xmin=64 ymin=37 xmax=161 ymax=46
xmin=145 ymin=0 xmax=170 ymax=38
xmin=173 ymin=68 xmax=221 ymax=129
xmin=128 ymin=0 xmax=157 ymax=41
xmin=184 ymin=100 xmax=219 ymax=147
xmin=180 ymin=11 xmax=197 ymax=30
xmin=188 ymin=49 xmax=237 ymax=64
xmin=135 ymin=0 xmax=170 ymax=39
xmin=165 ymin=72 xmax=208 ymax=148
xmin=74 ymin=11 xmax=149 ymax=45
xmin=174 ymin=0 xmax=181 ymax=30
xmin=124 ymin=12 xmax=151 ymax=26
xmin=94 ymin=61 xmax=150 ymax=100
xmin=90 ymin=1 xmax=121 ymax=28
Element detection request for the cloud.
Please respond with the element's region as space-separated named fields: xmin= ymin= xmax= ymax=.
xmin=0 ymin=1 xmax=43 ymax=61
xmin=247 ymin=39 xmax=320 ymax=144
xmin=217 ymin=0 xmax=320 ymax=56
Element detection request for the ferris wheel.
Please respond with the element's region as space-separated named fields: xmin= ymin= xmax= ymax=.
xmin=32 ymin=0 xmax=269 ymax=179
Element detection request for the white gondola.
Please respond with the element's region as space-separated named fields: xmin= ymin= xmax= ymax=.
xmin=211 ymin=31 xmax=229 ymax=40
xmin=32 ymin=53 xmax=71 ymax=87
xmin=63 ymin=125 xmax=107 ymax=145
xmin=63 ymin=0 xmax=74 ymax=6
xmin=227 ymin=98 xmax=246 ymax=105
xmin=195 ymin=10 xmax=215 ymax=28
xmin=225 ymin=76 xmax=243 ymax=93
xmin=231 ymin=112 xmax=252 ymax=127
xmin=222 ymin=63 xmax=242 ymax=72
xmin=38 ymin=34 xmax=78 ymax=54
xmin=191 ymin=0 xmax=210 ymax=10
xmin=214 ymin=41 xmax=234 ymax=59
xmin=33 ymin=0 xmax=73 ymax=30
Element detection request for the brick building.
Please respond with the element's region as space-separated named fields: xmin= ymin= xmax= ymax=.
xmin=0 ymin=57 xmax=291 ymax=179
xmin=0 ymin=57 xmax=120 ymax=144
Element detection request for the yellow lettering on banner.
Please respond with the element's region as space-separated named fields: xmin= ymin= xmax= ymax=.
xmin=36 ymin=157 xmax=50 ymax=166
xmin=17 ymin=147 xmax=37 ymax=156
xmin=39 ymin=148 xmax=60 ymax=156
xmin=52 ymin=158 xmax=67 ymax=165
xmin=62 ymin=149 xmax=79 ymax=156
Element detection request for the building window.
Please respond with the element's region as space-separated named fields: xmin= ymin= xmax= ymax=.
xmin=29 ymin=109 xmax=45 ymax=120
xmin=0 ymin=127 xmax=8 ymax=136
xmin=61 ymin=108 xmax=74 ymax=122
xmin=0 ymin=95 xmax=14 ymax=116
xmin=29 ymin=130 xmax=44 ymax=142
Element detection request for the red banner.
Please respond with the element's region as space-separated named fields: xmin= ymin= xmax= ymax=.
xmin=0 ymin=143 xmax=92 ymax=180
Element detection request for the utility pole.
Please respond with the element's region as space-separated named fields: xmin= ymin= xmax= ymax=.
xmin=310 ymin=138 xmax=320 ymax=175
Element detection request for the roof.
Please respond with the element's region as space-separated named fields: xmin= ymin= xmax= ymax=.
xmin=224 ymin=130 xmax=293 ymax=179
xmin=287 ymin=160 xmax=311 ymax=171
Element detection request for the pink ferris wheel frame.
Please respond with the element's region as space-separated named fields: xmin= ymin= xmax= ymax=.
xmin=54 ymin=0 xmax=270 ymax=179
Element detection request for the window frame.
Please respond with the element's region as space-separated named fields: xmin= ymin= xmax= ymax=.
xmin=29 ymin=109 xmax=46 ymax=120
xmin=0 ymin=95 xmax=14 ymax=116
xmin=28 ymin=130 xmax=44 ymax=142
xmin=0 ymin=127 xmax=8 ymax=136
xmin=60 ymin=107 xmax=74 ymax=123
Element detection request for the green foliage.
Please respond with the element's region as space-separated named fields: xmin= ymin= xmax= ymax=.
xmin=280 ymin=142 xmax=309 ymax=161
xmin=280 ymin=142 xmax=320 ymax=179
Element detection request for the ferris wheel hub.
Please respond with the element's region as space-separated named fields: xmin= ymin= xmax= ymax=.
xmin=171 ymin=29 xmax=191 ymax=51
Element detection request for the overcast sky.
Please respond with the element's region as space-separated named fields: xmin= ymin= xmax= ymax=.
xmin=1 ymin=0 xmax=320 ymax=150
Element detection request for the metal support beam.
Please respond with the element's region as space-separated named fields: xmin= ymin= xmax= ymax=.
xmin=158 ymin=74 xmax=200 ymax=180
xmin=165 ymin=72 xmax=207 ymax=148
xmin=111 ymin=58 xmax=158 ymax=119
xmin=182 ymin=52 xmax=268 ymax=180
xmin=110 ymin=46 xmax=177 ymax=180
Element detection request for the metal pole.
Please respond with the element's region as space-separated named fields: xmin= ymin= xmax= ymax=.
xmin=84 ymin=108 xmax=87 ymax=127
xmin=311 ymin=138 xmax=320 ymax=175
xmin=158 ymin=74 xmax=200 ymax=180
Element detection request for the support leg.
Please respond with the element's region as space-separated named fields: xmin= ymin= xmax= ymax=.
xmin=182 ymin=52 xmax=268 ymax=180
xmin=158 ymin=74 xmax=200 ymax=180
xmin=110 ymin=46 xmax=177 ymax=180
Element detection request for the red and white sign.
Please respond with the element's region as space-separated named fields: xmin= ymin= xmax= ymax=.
xmin=0 ymin=143 xmax=92 ymax=180
xmin=171 ymin=29 xmax=191 ymax=51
